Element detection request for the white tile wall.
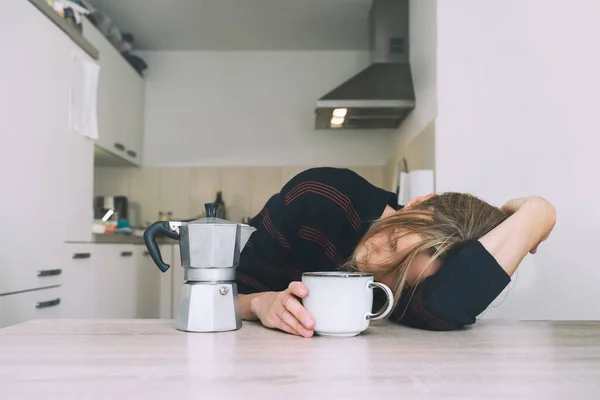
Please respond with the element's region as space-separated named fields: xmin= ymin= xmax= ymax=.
xmin=94 ymin=166 xmax=384 ymax=226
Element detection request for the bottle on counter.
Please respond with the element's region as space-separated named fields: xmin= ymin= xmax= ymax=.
xmin=214 ymin=191 xmax=226 ymax=219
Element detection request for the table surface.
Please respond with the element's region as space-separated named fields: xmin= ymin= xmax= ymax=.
xmin=1 ymin=319 xmax=599 ymax=399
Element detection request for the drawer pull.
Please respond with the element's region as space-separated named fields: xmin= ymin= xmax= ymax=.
xmin=37 ymin=269 xmax=62 ymax=277
xmin=143 ymin=251 xmax=150 ymax=257
xmin=114 ymin=142 xmax=125 ymax=151
xmin=121 ymin=251 xmax=133 ymax=257
xmin=73 ymin=252 xmax=91 ymax=259
xmin=35 ymin=298 xmax=61 ymax=309
xmin=126 ymin=150 xmax=137 ymax=158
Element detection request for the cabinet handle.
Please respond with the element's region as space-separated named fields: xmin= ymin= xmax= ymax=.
xmin=126 ymin=150 xmax=137 ymax=158
xmin=121 ymin=251 xmax=133 ymax=257
xmin=73 ymin=252 xmax=91 ymax=259
xmin=114 ymin=143 xmax=125 ymax=152
xmin=37 ymin=269 xmax=62 ymax=277
xmin=143 ymin=251 xmax=150 ymax=257
xmin=35 ymin=298 xmax=61 ymax=309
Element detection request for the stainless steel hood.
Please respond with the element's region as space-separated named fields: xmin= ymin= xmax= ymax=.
xmin=315 ymin=0 xmax=415 ymax=130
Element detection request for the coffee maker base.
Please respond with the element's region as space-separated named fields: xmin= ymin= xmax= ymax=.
xmin=175 ymin=282 xmax=242 ymax=333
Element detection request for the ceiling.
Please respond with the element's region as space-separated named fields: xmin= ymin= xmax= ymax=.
xmin=88 ymin=0 xmax=374 ymax=51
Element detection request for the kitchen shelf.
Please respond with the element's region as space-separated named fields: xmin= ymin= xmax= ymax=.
xmin=28 ymin=0 xmax=99 ymax=60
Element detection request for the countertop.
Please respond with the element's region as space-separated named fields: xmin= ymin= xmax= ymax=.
xmin=90 ymin=233 xmax=175 ymax=245
xmin=64 ymin=234 xmax=176 ymax=245
xmin=1 ymin=319 xmax=599 ymax=399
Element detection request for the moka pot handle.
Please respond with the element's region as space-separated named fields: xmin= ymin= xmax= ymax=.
xmin=143 ymin=221 xmax=180 ymax=272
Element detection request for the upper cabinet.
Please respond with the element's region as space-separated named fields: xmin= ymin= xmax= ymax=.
xmin=82 ymin=18 xmax=144 ymax=166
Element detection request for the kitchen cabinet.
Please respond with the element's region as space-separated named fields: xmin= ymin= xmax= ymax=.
xmin=82 ymin=18 xmax=144 ymax=166
xmin=2 ymin=242 xmax=179 ymax=327
xmin=136 ymin=244 xmax=173 ymax=319
xmin=170 ymin=245 xmax=184 ymax=319
xmin=94 ymin=244 xmax=137 ymax=318
xmin=157 ymin=244 xmax=175 ymax=319
xmin=0 ymin=0 xmax=94 ymax=295
xmin=61 ymin=244 xmax=137 ymax=319
xmin=60 ymin=243 xmax=174 ymax=320
xmin=0 ymin=287 xmax=62 ymax=329
xmin=60 ymin=244 xmax=97 ymax=318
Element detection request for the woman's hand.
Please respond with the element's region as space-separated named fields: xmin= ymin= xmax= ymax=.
xmin=250 ymin=282 xmax=315 ymax=338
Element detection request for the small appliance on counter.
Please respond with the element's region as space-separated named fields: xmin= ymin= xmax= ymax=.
xmin=94 ymin=195 xmax=129 ymax=222
xmin=143 ymin=202 xmax=256 ymax=333
xmin=93 ymin=195 xmax=131 ymax=234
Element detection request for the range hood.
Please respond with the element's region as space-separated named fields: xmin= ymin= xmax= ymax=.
xmin=315 ymin=0 xmax=415 ymax=130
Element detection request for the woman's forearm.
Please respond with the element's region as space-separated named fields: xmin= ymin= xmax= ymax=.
xmin=479 ymin=196 xmax=556 ymax=276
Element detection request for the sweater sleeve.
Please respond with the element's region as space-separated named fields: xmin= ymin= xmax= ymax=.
xmin=390 ymin=240 xmax=511 ymax=331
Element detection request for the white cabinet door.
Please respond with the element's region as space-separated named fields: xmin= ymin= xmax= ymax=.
xmin=136 ymin=244 xmax=175 ymax=319
xmin=62 ymin=244 xmax=165 ymax=320
xmin=0 ymin=287 xmax=62 ymax=329
xmin=157 ymin=244 xmax=174 ymax=319
xmin=135 ymin=245 xmax=164 ymax=319
xmin=93 ymin=244 xmax=137 ymax=318
xmin=171 ymin=245 xmax=184 ymax=319
xmin=0 ymin=0 xmax=92 ymax=294
xmin=82 ymin=19 xmax=144 ymax=165
xmin=120 ymin=63 xmax=145 ymax=164
xmin=60 ymin=244 xmax=98 ymax=318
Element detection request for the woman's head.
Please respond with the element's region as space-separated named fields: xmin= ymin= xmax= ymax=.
xmin=347 ymin=192 xmax=508 ymax=315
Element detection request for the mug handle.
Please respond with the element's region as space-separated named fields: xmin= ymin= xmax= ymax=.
xmin=366 ymin=281 xmax=394 ymax=321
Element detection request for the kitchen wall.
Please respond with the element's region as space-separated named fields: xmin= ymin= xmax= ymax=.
xmin=138 ymin=51 xmax=394 ymax=167
xmin=384 ymin=0 xmax=438 ymax=190
xmin=435 ymin=0 xmax=600 ymax=319
xmin=94 ymin=166 xmax=385 ymax=227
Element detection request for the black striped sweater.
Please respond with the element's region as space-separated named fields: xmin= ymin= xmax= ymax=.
xmin=237 ymin=167 xmax=510 ymax=331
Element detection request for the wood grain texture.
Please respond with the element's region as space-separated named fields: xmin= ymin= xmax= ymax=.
xmin=1 ymin=319 xmax=599 ymax=399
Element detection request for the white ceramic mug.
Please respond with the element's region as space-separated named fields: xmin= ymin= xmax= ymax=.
xmin=301 ymin=272 xmax=394 ymax=337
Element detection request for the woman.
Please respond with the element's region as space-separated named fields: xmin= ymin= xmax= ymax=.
xmin=236 ymin=167 xmax=556 ymax=338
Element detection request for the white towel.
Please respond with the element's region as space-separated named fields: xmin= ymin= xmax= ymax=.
xmin=70 ymin=54 xmax=100 ymax=140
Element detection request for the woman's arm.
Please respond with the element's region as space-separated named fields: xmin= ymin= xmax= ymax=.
xmin=479 ymin=196 xmax=556 ymax=276
xmin=391 ymin=196 xmax=556 ymax=331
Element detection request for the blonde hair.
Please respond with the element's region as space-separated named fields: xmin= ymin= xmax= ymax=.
xmin=344 ymin=192 xmax=508 ymax=317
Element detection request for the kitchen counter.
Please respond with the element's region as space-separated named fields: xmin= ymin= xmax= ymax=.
xmin=91 ymin=233 xmax=175 ymax=245
xmin=1 ymin=319 xmax=599 ymax=399
xmin=65 ymin=234 xmax=176 ymax=245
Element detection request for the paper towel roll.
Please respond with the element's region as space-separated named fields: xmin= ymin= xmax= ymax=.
xmin=409 ymin=170 xmax=435 ymax=198
xmin=397 ymin=170 xmax=434 ymax=206
xmin=398 ymin=171 xmax=410 ymax=205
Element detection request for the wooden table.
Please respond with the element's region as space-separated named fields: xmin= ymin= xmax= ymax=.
xmin=1 ymin=319 xmax=599 ymax=399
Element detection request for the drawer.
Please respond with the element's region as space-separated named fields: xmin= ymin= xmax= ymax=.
xmin=62 ymin=243 xmax=95 ymax=265
xmin=0 ymin=244 xmax=64 ymax=296
xmin=0 ymin=287 xmax=62 ymax=329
